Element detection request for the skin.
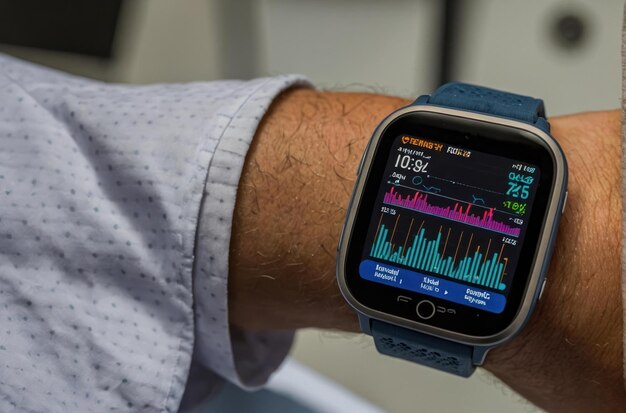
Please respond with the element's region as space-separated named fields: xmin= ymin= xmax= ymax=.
xmin=229 ymin=88 xmax=625 ymax=412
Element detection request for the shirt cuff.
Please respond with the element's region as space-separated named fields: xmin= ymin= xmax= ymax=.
xmin=192 ymin=75 xmax=312 ymax=389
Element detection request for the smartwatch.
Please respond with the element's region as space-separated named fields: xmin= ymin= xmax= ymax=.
xmin=336 ymin=82 xmax=568 ymax=377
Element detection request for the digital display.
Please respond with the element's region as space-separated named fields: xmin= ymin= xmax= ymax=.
xmin=358 ymin=134 xmax=539 ymax=314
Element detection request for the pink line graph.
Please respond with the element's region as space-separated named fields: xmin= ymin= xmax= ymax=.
xmin=384 ymin=186 xmax=521 ymax=237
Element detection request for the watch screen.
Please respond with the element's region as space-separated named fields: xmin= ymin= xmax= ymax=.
xmin=359 ymin=134 xmax=539 ymax=314
xmin=342 ymin=111 xmax=558 ymax=337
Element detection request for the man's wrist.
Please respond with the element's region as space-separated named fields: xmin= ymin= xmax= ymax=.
xmin=229 ymin=86 xmax=625 ymax=411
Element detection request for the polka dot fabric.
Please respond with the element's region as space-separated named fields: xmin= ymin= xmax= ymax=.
xmin=0 ymin=53 xmax=310 ymax=412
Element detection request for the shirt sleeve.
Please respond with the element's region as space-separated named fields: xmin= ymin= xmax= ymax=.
xmin=191 ymin=79 xmax=306 ymax=389
xmin=0 ymin=52 xmax=310 ymax=412
xmin=183 ymin=76 xmax=315 ymax=408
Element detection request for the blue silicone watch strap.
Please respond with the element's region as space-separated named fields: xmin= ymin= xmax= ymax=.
xmin=416 ymin=82 xmax=550 ymax=133
xmin=428 ymin=82 xmax=546 ymax=124
xmin=371 ymin=320 xmax=475 ymax=377
xmin=367 ymin=82 xmax=547 ymax=377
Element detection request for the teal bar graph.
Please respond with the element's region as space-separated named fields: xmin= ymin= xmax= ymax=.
xmin=370 ymin=224 xmax=506 ymax=291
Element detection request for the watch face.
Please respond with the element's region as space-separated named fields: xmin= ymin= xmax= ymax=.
xmin=341 ymin=109 xmax=564 ymax=338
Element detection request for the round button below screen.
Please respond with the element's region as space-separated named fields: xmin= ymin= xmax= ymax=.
xmin=416 ymin=300 xmax=436 ymax=319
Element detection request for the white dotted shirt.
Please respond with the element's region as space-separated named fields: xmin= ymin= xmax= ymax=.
xmin=0 ymin=53 xmax=310 ymax=412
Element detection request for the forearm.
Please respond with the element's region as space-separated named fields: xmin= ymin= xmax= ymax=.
xmin=229 ymin=88 xmax=403 ymax=332
xmin=229 ymin=88 xmax=625 ymax=411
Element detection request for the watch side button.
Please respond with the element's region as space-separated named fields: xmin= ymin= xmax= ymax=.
xmin=538 ymin=279 xmax=547 ymax=301
xmin=561 ymin=191 xmax=568 ymax=215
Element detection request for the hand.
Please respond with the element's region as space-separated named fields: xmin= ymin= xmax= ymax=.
xmin=229 ymin=88 xmax=625 ymax=412
xmin=485 ymin=110 xmax=625 ymax=412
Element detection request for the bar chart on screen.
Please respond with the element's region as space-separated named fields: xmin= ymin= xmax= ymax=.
xmin=369 ymin=214 xmax=508 ymax=291
xmin=383 ymin=186 xmax=521 ymax=238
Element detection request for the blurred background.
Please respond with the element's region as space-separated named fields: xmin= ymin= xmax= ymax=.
xmin=0 ymin=1 xmax=621 ymax=412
